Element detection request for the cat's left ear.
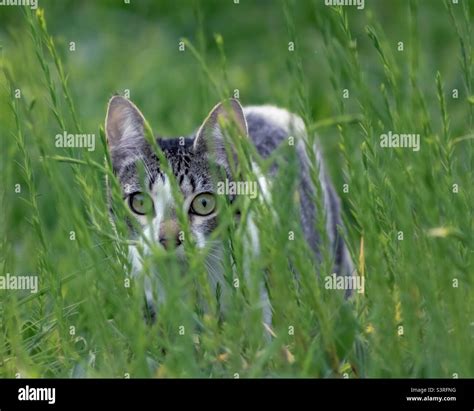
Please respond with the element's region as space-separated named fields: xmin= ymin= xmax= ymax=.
xmin=193 ymin=98 xmax=248 ymax=159
xmin=105 ymin=96 xmax=148 ymax=171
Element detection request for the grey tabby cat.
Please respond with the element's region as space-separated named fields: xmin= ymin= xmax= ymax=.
xmin=105 ymin=96 xmax=354 ymax=327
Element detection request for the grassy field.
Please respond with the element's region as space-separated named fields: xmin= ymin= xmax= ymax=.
xmin=0 ymin=0 xmax=472 ymax=378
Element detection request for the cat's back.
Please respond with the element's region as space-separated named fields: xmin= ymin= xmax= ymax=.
xmin=243 ymin=105 xmax=306 ymax=158
xmin=244 ymin=104 xmax=354 ymax=280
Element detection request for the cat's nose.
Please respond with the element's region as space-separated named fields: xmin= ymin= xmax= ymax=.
xmin=158 ymin=219 xmax=182 ymax=250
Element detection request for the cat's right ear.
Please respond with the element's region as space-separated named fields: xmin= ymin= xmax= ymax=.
xmin=105 ymin=96 xmax=147 ymax=170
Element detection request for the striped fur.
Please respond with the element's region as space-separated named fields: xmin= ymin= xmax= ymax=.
xmin=105 ymin=97 xmax=355 ymax=331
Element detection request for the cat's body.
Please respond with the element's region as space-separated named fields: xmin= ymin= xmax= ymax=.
xmin=105 ymin=97 xmax=354 ymax=328
xmin=243 ymin=106 xmax=353 ymax=277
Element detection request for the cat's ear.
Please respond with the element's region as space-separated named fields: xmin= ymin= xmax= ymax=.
xmin=105 ymin=96 xmax=147 ymax=169
xmin=193 ymin=98 xmax=248 ymax=159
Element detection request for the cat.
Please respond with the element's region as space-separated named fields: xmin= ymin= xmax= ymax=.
xmin=104 ymin=96 xmax=355 ymax=329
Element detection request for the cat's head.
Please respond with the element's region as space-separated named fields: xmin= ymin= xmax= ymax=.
xmin=105 ymin=96 xmax=248 ymax=251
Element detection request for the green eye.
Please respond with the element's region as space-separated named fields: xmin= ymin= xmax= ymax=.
xmin=191 ymin=192 xmax=216 ymax=216
xmin=129 ymin=192 xmax=154 ymax=215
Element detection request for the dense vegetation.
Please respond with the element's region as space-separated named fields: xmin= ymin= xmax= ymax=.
xmin=0 ymin=0 xmax=472 ymax=377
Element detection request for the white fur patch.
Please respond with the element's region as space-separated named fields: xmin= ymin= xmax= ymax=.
xmin=245 ymin=105 xmax=335 ymax=244
xmin=244 ymin=105 xmax=306 ymax=137
xmin=127 ymin=176 xmax=174 ymax=277
xmin=152 ymin=177 xmax=173 ymax=226
xmin=195 ymin=231 xmax=206 ymax=249
xmin=246 ymin=215 xmax=260 ymax=255
xmin=128 ymin=244 xmax=143 ymax=276
xmin=129 ymin=243 xmax=155 ymax=308
xmin=251 ymin=162 xmax=271 ymax=205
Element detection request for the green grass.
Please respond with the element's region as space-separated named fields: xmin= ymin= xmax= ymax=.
xmin=0 ymin=0 xmax=472 ymax=378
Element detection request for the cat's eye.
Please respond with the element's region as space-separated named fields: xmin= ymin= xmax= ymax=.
xmin=129 ymin=192 xmax=154 ymax=215
xmin=190 ymin=192 xmax=216 ymax=216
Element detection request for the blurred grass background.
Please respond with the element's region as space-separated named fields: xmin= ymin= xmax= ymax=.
xmin=0 ymin=0 xmax=472 ymax=377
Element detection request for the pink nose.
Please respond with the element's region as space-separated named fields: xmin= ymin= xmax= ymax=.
xmin=159 ymin=220 xmax=182 ymax=250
